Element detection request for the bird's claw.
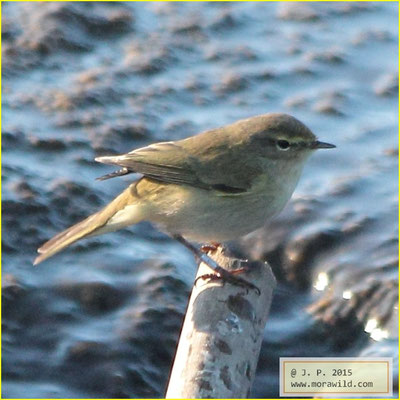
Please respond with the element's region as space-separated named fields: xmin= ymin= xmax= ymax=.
xmin=195 ymin=272 xmax=261 ymax=295
xmin=200 ymin=243 xmax=221 ymax=253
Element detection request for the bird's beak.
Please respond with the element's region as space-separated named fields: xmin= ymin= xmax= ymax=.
xmin=311 ymin=140 xmax=336 ymax=149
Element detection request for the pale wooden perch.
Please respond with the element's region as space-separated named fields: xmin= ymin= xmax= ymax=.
xmin=166 ymin=245 xmax=276 ymax=399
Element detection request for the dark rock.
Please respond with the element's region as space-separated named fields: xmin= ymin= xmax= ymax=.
xmin=9 ymin=179 xmax=39 ymax=200
xmin=56 ymin=281 xmax=127 ymax=314
xmin=276 ymin=3 xmax=322 ymax=21
xmin=28 ymin=136 xmax=67 ymax=151
xmin=374 ymin=72 xmax=398 ymax=97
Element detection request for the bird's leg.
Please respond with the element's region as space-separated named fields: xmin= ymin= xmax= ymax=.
xmin=229 ymin=265 xmax=250 ymax=275
xmin=201 ymin=242 xmax=221 ymax=253
xmin=172 ymin=234 xmax=260 ymax=294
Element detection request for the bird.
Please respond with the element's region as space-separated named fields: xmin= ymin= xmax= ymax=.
xmin=34 ymin=113 xmax=335 ymax=288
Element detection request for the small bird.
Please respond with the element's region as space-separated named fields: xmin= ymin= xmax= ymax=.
xmin=34 ymin=113 xmax=335 ymax=288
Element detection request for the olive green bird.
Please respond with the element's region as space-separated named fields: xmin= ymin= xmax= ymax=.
xmin=34 ymin=113 xmax=335 ymax=268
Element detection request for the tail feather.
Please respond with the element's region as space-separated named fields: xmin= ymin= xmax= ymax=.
xmin=34 ymin=184 xmax=142 ymax=265
xmin=34 ymin=213 xmax=103 ymax=265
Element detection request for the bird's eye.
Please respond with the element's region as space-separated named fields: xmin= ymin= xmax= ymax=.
xmin=276 ymin=139 xmax=290 ymax=150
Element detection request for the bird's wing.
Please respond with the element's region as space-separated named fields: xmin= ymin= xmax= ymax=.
xmin=96 ymin=167 xmax=131 ymax=181
xmin=95 ymin=138 xmax=258 ymax=194
xmin=96 ymin=141 xmax=208 ymax=188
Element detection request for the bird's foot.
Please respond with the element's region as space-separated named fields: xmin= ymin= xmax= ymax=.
xmin=195 ymin=270 xmax=260 ymax=295
xmin=172 ymin=234 xmax=260 ymax=295
xmin=229 ymin=265 xmax=250 ymax=275
xmin=201 ymin=242 xmax=221 ymax=253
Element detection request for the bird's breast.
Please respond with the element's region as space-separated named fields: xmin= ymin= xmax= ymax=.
xmin=145 ymin=167 xmax=302 ymax=243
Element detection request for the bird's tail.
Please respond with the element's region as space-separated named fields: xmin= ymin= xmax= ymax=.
xmin=34 ymin=184 xmax=143 ymax=265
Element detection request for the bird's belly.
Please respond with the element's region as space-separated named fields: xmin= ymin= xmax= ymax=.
xmin=147 ymin=182 xmax=292 ymax=243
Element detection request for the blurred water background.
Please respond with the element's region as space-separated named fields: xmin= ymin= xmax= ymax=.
xmin=2 ymin=2 xmax=398 ymax=398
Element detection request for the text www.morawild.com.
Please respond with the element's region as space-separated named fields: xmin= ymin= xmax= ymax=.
xmin=290 ymin=380 xmax=374 ymax=389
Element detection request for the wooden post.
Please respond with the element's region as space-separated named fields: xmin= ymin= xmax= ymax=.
xmin=166 ymin=245 xmax=276 ymax=399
